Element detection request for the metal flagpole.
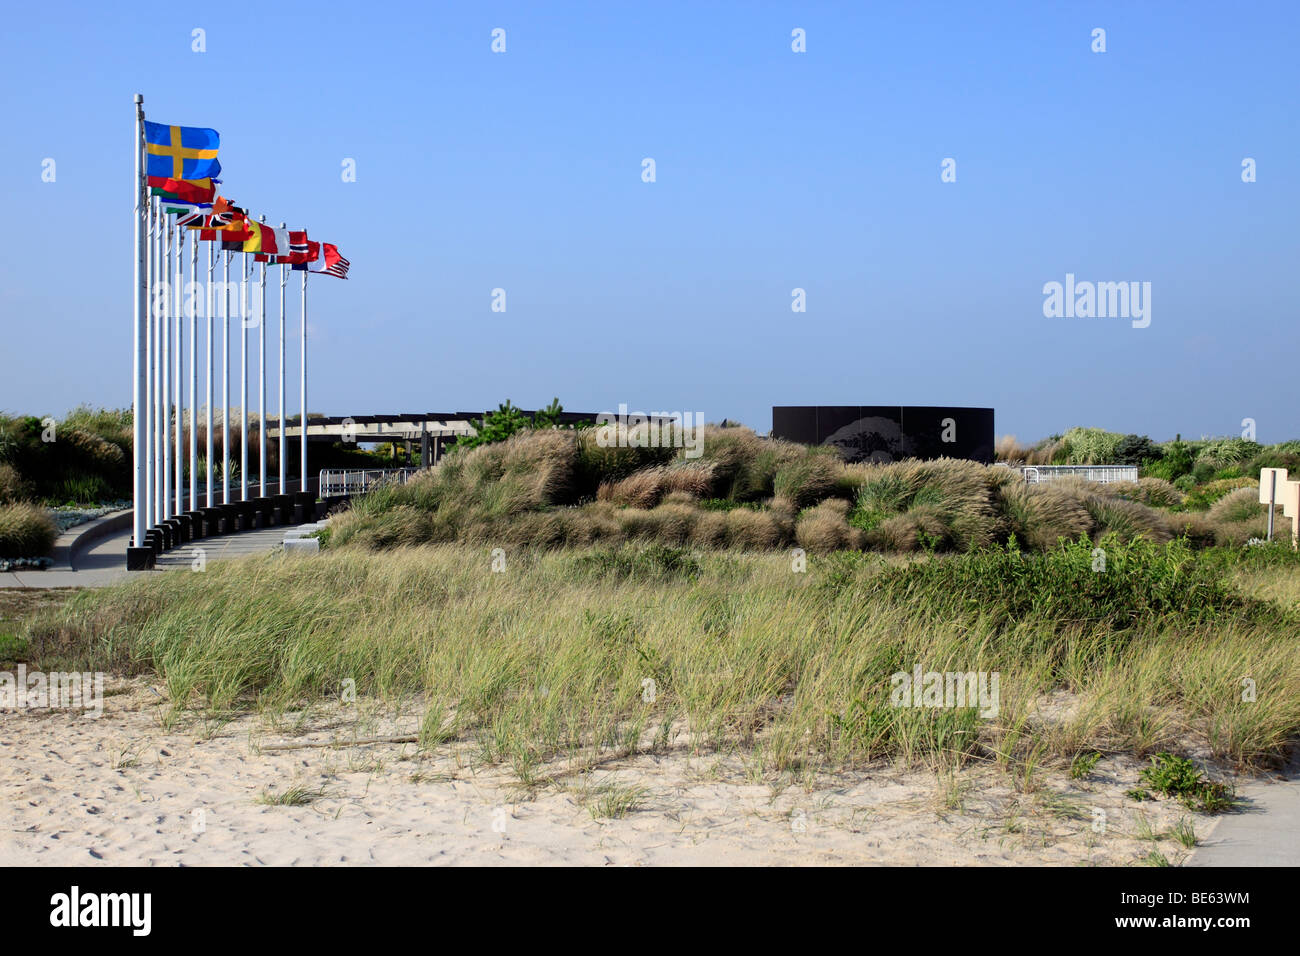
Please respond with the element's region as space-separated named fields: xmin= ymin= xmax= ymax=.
xmin=222 ymin=250 xmax=230 ymax=504
xmin=132 ymin=94 xmax=148 ymax=553
xmin=162 ymin=213 xmax=172 ymax=521
xmin=144 ymin=195 xmax=155 ymax=532
xmin=154 ymin=201 xmax=163 ymax=524
xmin=241 ymin=248 xmax=249 ymax=502
xmin=278 ymin=222 xmax=287 ymax=495
xmin=206 ymin=240 xmax=214 ymax=508
xmin=174 ymin=215 xmax=183 ymax=517
xmin=189 ymin=228 xmax=198 ymax=511
xmin=258 ymin=215 xmax=267 ymax=499
xmin=300 ymin=234 xmax=308 ymax=495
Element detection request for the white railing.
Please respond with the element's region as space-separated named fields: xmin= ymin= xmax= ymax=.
xmin=1020 ymin=464 xmax=1139 ymax=485
xmin=318 ymin=468 xmax=421 ymax=497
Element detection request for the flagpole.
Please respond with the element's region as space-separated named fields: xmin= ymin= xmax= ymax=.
xmin=241 ymin=248 xmax=249 ymax=503
xmin=206 ymin=239 xmax=214 ymax=508
xmin=145 ymin=196 xmax=155 ymax=532
xmin=279 ymin=222 xmax=287 ymax=496
xmin=162 ymin=213 xmax=172 ymax=522
xmin=132 ymin=94 xmax=147 ymax=555
xmin=258 ymin=215 xmax=267 ymax=500
xmin=174 ymin=214 xmax=183 ymax=517
xmin=189 ymin=228 xmax=198 ymax=512
xmin=223 ymin=250 xmax=230 ymax=505
xmin=300 ymin=235 xmax=308 ymax=496
xmin=153 ymin=200 xmax=163 ymax=524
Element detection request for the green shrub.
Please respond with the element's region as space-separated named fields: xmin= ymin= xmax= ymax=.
xmin=1180 ymin=477 xmax=1255 ymax=512
xmin=865 ymin=536 xmax=1274 ymax=633
xmin=1139 ymin=753 xmax=1236 ymax=813
xmin=0 ymin=413 xmax=131 ymax=502
xmin=1058 ymin=427 xmax=1125 ymax=465
xmin=1191 ymin=460 xmax=1218 ymax=484
xmin=1144 ymin=441 xmax=1194 ymax=481
xmin=1113 ymin=434 xmax=1162 ymax=466
xmin=454 ymin=400 xmax=535 ymax=450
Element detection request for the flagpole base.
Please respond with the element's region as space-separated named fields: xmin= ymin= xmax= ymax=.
xmin=126 ymin=546 xmax=156 ymax=571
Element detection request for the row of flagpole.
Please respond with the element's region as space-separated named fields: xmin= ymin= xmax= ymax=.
xmin=132 ymin=97 xmax=310 ymax=551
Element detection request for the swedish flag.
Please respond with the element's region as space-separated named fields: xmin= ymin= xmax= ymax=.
xmin=144 ymin=120 xmax=220 ymax=181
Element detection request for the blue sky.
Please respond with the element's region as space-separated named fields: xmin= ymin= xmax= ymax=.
xmin=1 ymin=1 xmax=1296 ymax=443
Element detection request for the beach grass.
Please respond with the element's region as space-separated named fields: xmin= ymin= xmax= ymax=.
xmin=20 ymin=537 xmax=1300 ymax=788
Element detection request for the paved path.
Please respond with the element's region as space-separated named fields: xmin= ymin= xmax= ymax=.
xmin=1186 ymin=752 xmax=1300 ymax=866
xmin=0 ymin=524 xmax=295 ymax=589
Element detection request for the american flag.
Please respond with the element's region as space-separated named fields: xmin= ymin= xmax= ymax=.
xmin=323 ymin=249 xmax=350 ymax=279
xmin=290 ymin=240 xmax=350 ymax=278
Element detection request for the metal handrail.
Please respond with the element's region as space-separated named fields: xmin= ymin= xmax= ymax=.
xmin=318 ymin=468 xmax=421 ymax=497
xmin=1019 ymin=464 xmax=1139 ymax=485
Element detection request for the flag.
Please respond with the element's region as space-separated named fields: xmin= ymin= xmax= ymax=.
xmin=161 ymin=198 xmax=213 ymax=229
xmin=172 ymin=208 xmax=209 ymax=228
xmin=255 ymin=232 xmax=312 ymax=265
xmin=148 ymin=176 xmax=216 ymax=204
xmin=316 ymin=243 xmax=350 ymax=278
xmin=243 ymin=223 xmax=289 ymax=256
xmin=198 ymin=217 xmax=252 ymax=243
xmin=144 ymin=121 xmax=221 ymax=181
xmin=286 ymin=231 xmax=313 ymax=265
xmin=294 ymin=241 xmax=349 ymax=278
xmin=190 ymin=198 xmax=247 ymax=236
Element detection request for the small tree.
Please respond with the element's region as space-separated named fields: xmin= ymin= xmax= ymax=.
xmin=456 ymin=400 xmax=533 ymax=450
xmin=532 ymin=397 xmax=564 ymax=429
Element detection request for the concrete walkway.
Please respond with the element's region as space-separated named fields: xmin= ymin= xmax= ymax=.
xmin=0 ymin=523 xmax=294 ymax=589
xmin=1186 ymin=751 xmax=1300 ymax=866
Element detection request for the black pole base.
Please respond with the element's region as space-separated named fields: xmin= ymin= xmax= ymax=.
xmin=126 ymin=546 xmax=156 ymax=571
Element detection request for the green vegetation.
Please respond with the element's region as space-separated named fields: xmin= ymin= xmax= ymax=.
xmin=0 ymin=407 xmax=131 ymax=505
xmin=20 ymin=534 xmax=1300 ymax=784
xmin=323 ymin=425 xmax=1282 ymax=556
xmin=0 ymin=502 xmax=58 ymax=559
xmin=1133 ymin=753 xmax=1237 ymax=813
xmin=255 ymin=785 xmax=331 ymax=807
xmin=1069 ymin=751 xmax=1103 ymax=779
xmin=453 ymin=398 xmax=580 ymax=451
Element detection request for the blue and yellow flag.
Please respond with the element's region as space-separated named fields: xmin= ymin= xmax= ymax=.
xmin=144 ymin=120 xmax=220 ymax=181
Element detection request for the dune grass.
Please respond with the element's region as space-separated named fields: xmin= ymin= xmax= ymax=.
xmin=22 ymin=538 xmax=1300 ymax=783
xmin=323 ymin=426 xmax=1281 ymax=558
xmin=0 ymin=502 xmax=58 ymax=559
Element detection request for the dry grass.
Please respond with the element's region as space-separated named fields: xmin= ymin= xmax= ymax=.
xmin=0 ymin=502 xmax=58 ymax=559
xmin=796 ymin=499 xmax=865 ymax=553
xmin=326 ymin=427 xmax=1285 ymax=558
xmin=0 ymin=464 xmax=34 ymax=505
xmin=21 ymin=541 xmax=1300 ymax=779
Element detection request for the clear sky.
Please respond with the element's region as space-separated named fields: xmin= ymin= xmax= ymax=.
xmin=1 ymin=1 xmax=1296 ymax=443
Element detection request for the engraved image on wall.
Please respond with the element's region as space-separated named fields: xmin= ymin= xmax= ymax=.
xmin=771 ymin=406 xmax=994 ymax=464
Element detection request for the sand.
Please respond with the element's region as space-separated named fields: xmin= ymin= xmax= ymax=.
xmin=1 ymin=679 xmax=1209 ymax=866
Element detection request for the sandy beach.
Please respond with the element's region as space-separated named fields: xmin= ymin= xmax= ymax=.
xmin=1 ymin=679 xmax=1211 ymax=866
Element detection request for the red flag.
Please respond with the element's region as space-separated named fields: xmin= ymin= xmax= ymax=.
xmin=148 ymin=176 xmax=216 ymax=204
xmin=313 ymin=242 xmax=349 ymax=278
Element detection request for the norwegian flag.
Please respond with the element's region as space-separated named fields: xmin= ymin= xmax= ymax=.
xmin=256 ymin=231 xmax=312 ymax=265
